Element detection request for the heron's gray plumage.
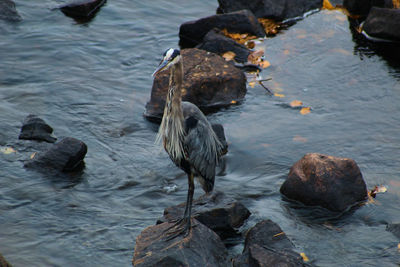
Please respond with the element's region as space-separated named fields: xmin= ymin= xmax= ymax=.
xmin=153 ymin=48 xmax=223 ymax=237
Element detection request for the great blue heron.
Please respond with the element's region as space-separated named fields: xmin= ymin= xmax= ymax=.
xmin=153 ymin=48 xmax=224 ymax=237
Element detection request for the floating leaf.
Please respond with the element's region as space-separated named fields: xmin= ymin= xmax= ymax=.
xmin=369 ymin=185 xmax=388 ymax=198
xmin=293 ymin=135 xmax=308 ymax=143
xmin=260 ymin=59 xmax=271 ymax=69
xmin=300 ymin=252 xmax=309 ymax=262
xmin=30 ymin=152 xmax=37 ymax=159
xmin=248 ymin=81 xmax=256 ymax=88
xmin=1 ymin=147 xmax=16 ymax=154
xmin=322 ymin=0 xmax=335 ymax=10
xmin=283 ymin=49 xmax=290 ymax=55
xmin=230 ymin=100 xmax=237 ymax=104
xmin=290 ymin=100 xmax=303 ymax=107
xmin=222 ymin=51 xmax=236 ymax=61
xmin=397 ymin=243 xmax=400 ymax=252
xmin=274 ymin=93 xmax=285 ymax=98
xmin=300 ymin=107 xmax=311 ymax=115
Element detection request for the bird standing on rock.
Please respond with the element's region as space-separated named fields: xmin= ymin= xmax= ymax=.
xmin=153 ymin=48 xmax=224 ymax=238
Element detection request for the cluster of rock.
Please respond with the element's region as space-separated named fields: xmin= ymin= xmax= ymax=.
xmin=133 ymin=152 xmax=370 ymax=266
xmin=343 ymin=0 xmax=400 ymax=42
xmin=19 ymin=114 xmax=87 ymax=173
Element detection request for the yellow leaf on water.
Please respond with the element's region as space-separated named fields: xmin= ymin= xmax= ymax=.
xmin=1 ymin=147 xmax=16 ymax=154
xmin=397 ymin=243 xmax=400 ymax=252
xmin=290 ymin=100 xmax=303 ymax=107
xmin=369 ymin=185 xmax=388 ymax=198
xmin=222 ymin=51 xmax=236 ymax=61
xmin=248 ymin=81 xmax=256 ymax=88
xmin=30 ymin=152 xmax=37 ymax=159
xmin=259 ymin=60 xmax=271 ymax=69
xmin=293 ymin=135 xmax=308 ymax=143
xmin=323 ymin=0 xmax=335 ymax=10
xmin=300 ymin=252 xmax=309 ymax=262
xmin=274 ymin=93 xmax=285 ymax=98
xmin=230 ymin=100 xmax=237 ymax=104
xmin=300 ymin=107 xmax=311 ymax=115
xmin=273 ymin=232 xmax=285 ymax=237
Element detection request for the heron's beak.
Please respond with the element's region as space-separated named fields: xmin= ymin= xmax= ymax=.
xmin=152 ymin=58 xmax=170 ymax=77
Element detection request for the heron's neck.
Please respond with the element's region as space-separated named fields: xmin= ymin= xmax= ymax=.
xmin=156 ymin=59 xmax=185 ymax=161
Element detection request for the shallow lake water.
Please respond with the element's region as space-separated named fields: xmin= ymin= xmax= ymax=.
xmin=1 ymin=1 xmax=400 ymax=266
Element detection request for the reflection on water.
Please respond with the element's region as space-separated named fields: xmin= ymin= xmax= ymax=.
xmin=1 ymin=2 xmax=400 ymax=266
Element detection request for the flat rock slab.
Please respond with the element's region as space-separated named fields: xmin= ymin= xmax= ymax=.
xmin=280 ymin=153 xmax=368 ymax=212
xmin=0 ymin=0 xmax=21 ymax=22
xmin=25 ymin=137 xmax=87 ymax=172
xmin=145 ymin=48 xmax=247 ymax=121
xmin=19 ymin=114 xmax=57 ymax=143
xmin=363 ymin=7 xmax=400 ymax=42
xmin=179 ymin=10 xmax=265 ymax=48
xmin=234 ymin=219 xmax=307 ymax=266
xmin=196 ymin=29 xmax=250 ymax=63
xmin=158 ymin=191 xmax=250 ymax=239
xmin=133 ymin=219 xmax=230 ymax=267
xmin=217 ymin=0 xmax=322 ymax=21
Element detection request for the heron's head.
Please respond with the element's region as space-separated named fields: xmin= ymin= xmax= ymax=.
xmin=152 ymin=48 xmax=181 ymax=77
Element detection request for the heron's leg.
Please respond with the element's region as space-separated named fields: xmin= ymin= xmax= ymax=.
xmin=164 ymin=173 xmax=195 ymax=240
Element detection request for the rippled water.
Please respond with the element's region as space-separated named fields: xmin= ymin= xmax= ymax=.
xmin=1 ymin=1 xmax=400 ymax=266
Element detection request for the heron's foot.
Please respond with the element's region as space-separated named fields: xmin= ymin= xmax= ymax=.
xmin=163 ymin=217 xmax=193 ymax=241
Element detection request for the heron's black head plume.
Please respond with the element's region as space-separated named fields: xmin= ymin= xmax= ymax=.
xmin=152 ymin=48 xmax=181 ymax=76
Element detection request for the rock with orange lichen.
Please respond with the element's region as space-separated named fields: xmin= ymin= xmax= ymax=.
xmin=132 ymin=219 xmax=229 ymax=267
xmin=280 ymin=153 xmax=368 ymax=212
xmin=144 ymin=48 xmax=246 ymax=122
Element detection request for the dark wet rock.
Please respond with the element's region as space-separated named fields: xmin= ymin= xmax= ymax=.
xmin=0 ymin=252 xmax=12 ymax=267
xmin=363 ymin=7 xmax=400 ymax=42
xmin=179 ymin=10 xmax=265 ymax=48
xmin=343 ymin=0 xmax=393 ymax=17
xmin=217 ymin=0 xmax=323 ymax=21
xmin=0 ymin=0 xmax=22 ymax=22
xmin=59 ymin=0 xmax=106 ymax=23
xmin=233 ymin=219 xmax=307 ymax=267
xmin=196 ymin=29 xmax=250 ymax=63
xmin=157 ymin=191 xmax=250 ymax=239
xmin=280 ymin=153 xmax=368 ymax=212
xmin=387 ymin=223 xmax=400 ymax=239
xmin=211 ymin=123 xmax=228 ymax=155
xmin=144 ymin=48 xmax=247 ymax=121
xmin=19 ymin=114 xmax=57 ymax=143
xmin=25 ymin=137 xmax=87 ymax=172
xmin=132 ymin=219 xmax=230 ymax=267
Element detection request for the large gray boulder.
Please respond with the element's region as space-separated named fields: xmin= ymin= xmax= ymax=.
xmin=363 ymin=7 xmax=400 ymax=42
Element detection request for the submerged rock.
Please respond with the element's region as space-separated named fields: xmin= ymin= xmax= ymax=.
xmin=343 ymin=0 xmax=393 ymax=17
xmin=0 ymin=0 xmax=21 ymax=22
xmin=158 ymin=191 xmax=250 ymax=239
xmin=280 ymin=153 xmax=368 ymax=212
xmin=196 ymin=29 xmax=251 ymax=63
xmin=132 ymin=219 xmax=230 ymax=267
xmin=217 ymin=0 xmax=323 ymax=21
xmin=144 ymin=48 xmax=247 ymax=121
xmin=19 ymin=114 xmax=57 ymax=143
xmin=25 ymin=137 xmax=87 ymax=172
xmin=0 ymin=252 xmax=12 ymax=267
xmin=59 ymin=0 xmax=106 ymax=23
xmin=387 ymin=223 xmax=400 ymax=239
xmin=363 ymin=7 xmax=400 ymax=42
xmin=179 ymin=10 xmax=265 ymax=48
xmin=234 ymin=219 xmax=307 ymax=266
